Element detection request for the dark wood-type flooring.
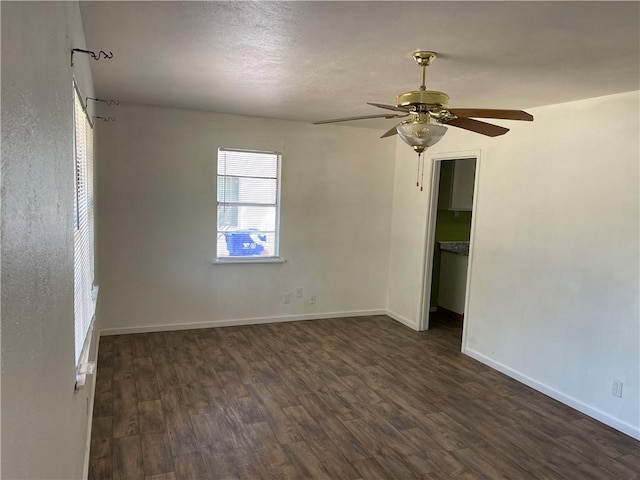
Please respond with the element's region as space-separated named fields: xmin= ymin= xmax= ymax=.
xmin=89 ymin=314 xmax=640 ymax=479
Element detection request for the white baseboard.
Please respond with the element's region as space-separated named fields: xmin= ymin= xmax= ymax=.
xmin=465 ymin=348 xmax=640 ymax=440
xmin=100 ymin=309 xmax=388 ymax=336
xmin=386 ymin=309 xmax=419 ymax=331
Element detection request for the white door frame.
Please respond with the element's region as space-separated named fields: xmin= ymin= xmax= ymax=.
xmin=418 ymin=150 xmax=481 ymax=353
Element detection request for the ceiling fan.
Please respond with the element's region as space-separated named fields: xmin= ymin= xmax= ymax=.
xmin=313 ymin=51 xmax=534 ymax=155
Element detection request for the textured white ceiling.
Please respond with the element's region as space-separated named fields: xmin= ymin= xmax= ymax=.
xmin=79 ymin=1 xmax=639 ymax=127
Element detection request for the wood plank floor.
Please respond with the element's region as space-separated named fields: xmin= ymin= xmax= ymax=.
xmin=89 ymin=315 xmax=640 ymax=479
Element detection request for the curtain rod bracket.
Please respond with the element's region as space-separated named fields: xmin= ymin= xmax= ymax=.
xmin=86 ymin=97 xmax=120 ymax=107
xmin=93 ymin=116 xmax=115 ymax=123
xmin=71 ymin=48 xmax=113 ymax=67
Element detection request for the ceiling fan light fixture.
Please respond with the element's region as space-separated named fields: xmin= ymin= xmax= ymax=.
xmin=396 ymin=118 xmax=447 ymax=154
xmin=313 ymin=49 xmax=532 ymax=159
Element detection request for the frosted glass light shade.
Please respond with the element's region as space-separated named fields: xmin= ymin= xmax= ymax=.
xmin=396 ymin=121 xmax=447 ymax=154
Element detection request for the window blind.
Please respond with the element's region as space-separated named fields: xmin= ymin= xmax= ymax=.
xmin=217 ymin=149 xmax=281 ymax=259
xmin=73 ymin=83 xmax=96 ymax=369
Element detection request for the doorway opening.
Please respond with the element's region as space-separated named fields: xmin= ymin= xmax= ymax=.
xmin=420 ymin=151 xmax=479 ymax=351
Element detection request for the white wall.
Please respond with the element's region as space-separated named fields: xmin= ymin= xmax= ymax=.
xmin=1 ymin=2 xmax=99 ymax=478
xmin=386 ymin=140 xmax=432 ymax=327
xmin=387 ymin=91 xmax=640 ymax=438
xmin=96 ymin=104 xmax=395 ymax=333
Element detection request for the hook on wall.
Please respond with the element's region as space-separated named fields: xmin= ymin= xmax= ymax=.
xmin=93 ymin=116 xmax=116 ymax=123
xmin=86 ymin=97 xmax=120 ymax=107
xmin=71 ymin=48 xmax=114 ymax=67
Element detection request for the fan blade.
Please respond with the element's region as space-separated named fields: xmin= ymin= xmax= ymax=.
xmin=448 ymin=108 xmax=533 ymax=121
xmin=313 ymin=113 xmax=407 ymax=125
xmin=367 ymin=102 xmax=411 ymax=113
xmin=445 ymin=118 xmax=509 ymax=137
xmin=381 ymin=125 xmax=399 ymax=138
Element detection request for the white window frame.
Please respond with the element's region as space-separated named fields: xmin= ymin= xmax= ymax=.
xmin=73 ymin=81 xmax=98 ymax=388
xmin=215 ymin=148 xmax=283 ymax=264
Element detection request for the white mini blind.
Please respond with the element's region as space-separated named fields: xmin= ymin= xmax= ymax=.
xmin=73 ymin=83 xmax=96 ymax=367
xmin=217 ymin=148 xmax=281 ymax=259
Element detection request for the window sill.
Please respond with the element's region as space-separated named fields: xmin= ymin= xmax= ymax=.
xmin=212 ymin=257 xmax=286 ymax=265
xmin=75 ymin=285 xmax=99 ymax=391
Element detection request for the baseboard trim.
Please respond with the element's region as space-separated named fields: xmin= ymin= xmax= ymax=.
xmin=100 ymin=309 xmax=388 ymax=336
xmin=386 ymin=309 xmax=419 ymax=331
xmin=465 ymin=348 xmax=640 ymax=440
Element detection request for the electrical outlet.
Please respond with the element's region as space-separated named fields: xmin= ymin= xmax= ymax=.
xmin=295 ymin=287 xmax=303 ymax=298
xmin=283 ymin=293 xmax=291 ymax=304
xmin=612 ymin=380 xmax=623 ymax=398
xmin=309 ymin=294 xmax=316 ymax=305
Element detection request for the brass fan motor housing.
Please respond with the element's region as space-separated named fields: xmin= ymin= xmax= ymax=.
xmin=396 ymin=90 xmax=449 ymax=111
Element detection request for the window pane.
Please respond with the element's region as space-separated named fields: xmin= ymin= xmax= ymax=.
xmin=217 ymin=176 xmax=239 ymax=203
xmin=217 ymin=230 xmax=275 ymax=257
xmin=238 ymin=205 xmax=276 ymax=230
xmin=217 ymin=205 xmax=276 ymax=231
xmin=217 ymin=204 xmax=238 ymax=229
xmin=218 ymin=176 xmax=277 ymax=204
xmin=218 ymin=150 xmax=278 ymax=178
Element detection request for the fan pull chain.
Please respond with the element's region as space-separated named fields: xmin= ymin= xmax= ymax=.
xmin=416 ymin=153 xmax=425 ymax=191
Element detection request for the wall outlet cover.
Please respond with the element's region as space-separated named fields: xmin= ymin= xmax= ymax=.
xmin=612 ymin=380 xmax=623 ymax=398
